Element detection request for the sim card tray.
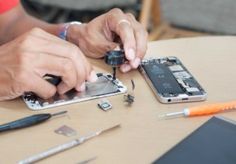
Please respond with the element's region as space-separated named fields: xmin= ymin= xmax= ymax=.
xmin=98 ymin=99 xmax=112 ymax=111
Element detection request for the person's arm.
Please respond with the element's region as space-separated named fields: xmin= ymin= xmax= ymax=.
xmin=0 ymin=28 xmax=97 ymax=100
xmin=0 ymin=3 xmax=148 ymax=73
xmin=68 ymin=8 xmax=148 ymax=72
xmin=0 ymin=3 xmax=100 ymax=101
xmin=0 ymin=4 xmax=62 ymax=44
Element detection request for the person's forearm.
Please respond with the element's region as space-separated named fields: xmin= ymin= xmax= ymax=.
xmin=0 ymin=4 xmax=63 ymax=44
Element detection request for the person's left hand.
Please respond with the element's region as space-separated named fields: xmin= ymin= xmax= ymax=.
xmin=66 ymin=8 xmax=148 ymax=73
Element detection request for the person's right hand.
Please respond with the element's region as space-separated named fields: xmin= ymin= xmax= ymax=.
xmin=0 ymin=28 xmax=97 ymax=101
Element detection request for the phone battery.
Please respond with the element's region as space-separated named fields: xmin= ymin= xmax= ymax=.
xmin=142 ymin=63 xmax=184 ymax=95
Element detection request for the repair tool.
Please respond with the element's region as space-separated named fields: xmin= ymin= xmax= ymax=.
xmin=0 ymin=111 xmax=67 ymax=133
xmin=159 ymin=100 xmax=236 ymax=119
xmin=18 ymin=124 xmax=121 ymax=164
xmin=105 ymin=50 xmax=126 ymax=80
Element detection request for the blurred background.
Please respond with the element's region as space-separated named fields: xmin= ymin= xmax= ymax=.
xmin=21 ymin=0 xmax=236 ymax=41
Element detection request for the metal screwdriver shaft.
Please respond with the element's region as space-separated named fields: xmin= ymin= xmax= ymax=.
xmin=51 ymin=111 xmax=67 ymax=117
xmin=112 ymin=67 xmax=117 ymax=80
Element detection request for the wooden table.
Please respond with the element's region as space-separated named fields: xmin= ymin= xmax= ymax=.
xmin=1 ymin=36 xmax=236 ymax=164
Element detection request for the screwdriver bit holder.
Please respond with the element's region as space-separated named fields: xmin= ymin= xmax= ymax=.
xmin=104 ymin=50 xmax=126 ymax=80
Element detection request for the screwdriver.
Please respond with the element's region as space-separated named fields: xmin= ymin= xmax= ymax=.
xmin=159 ymin=101 xmax=236 ymax=119
xmin=105 ymin=50 xmax=126 ymax=80
xmin=0 ymin=111 xmax=67 ymax=133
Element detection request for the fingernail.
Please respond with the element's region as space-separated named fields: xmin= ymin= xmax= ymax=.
xmin=132 ymin=58 xmax=141 ymax=68
xmin=89 ymin=71 xmax=98 ymax=82
xmin=79 ymin=82 xmax=86 ymax=91
xmin=127 ymin=48 xmax=135 ymax=60
xmin=120 ymin=64 xmax=131 ymax=73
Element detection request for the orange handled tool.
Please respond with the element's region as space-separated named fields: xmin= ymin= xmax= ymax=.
xmin=160 ymin=101 xmax=236 ymax=119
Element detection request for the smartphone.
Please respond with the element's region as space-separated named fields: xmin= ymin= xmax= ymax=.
xmin=22 ymin=73 xmax=127 ymax=110
xmin=139 ymin=56 xmax=207 ymax=103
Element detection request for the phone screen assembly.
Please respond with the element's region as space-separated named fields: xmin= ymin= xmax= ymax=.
xmin=22 ymin=73 xmax=127 ymax=110
xmin=139 ymin=56 xmax=207 ymax=103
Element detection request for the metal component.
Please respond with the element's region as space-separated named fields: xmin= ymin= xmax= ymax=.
xmin=123 ymin=94 xmax=135 ymax=105
xmin=159 ymin=111 xmax=185 ymax=119
xmin=77 ymin=156 xmax=97 ymax=164
xmin=139 ymin=57 xmax=207 ymax=104
xmin=168 ymin=65 xmax=184 ymax=71
xmin=51 ymin=111 xmax=68 ymax=117
xmin=98 ymin=99 xmax=112 ymax=111
xmin=112 ymin=67 xmax=116 ymax=80
xmin=131 ymin=79 xmax=135 ymax=90
xmin=99 ymin=124 xmax=121 ymax=134
xmin=124 ymin=79 xmax=135 ymax=105
xmin=18 ymin=124 xmax=121 ymax=164
xmin=55 ymin=125 xmax=77 ymax=137
xmin=23 ymin=73 xmax=127 ymax=110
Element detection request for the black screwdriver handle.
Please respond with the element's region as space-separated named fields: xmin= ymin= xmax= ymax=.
xmin=104 ymin=50 xmax=126 ymax=66
xmin=0 ymin=114 xmax=51 ymax=133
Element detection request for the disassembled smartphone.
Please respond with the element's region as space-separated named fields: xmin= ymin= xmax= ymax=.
xmin=22 ymin=73 xmax=127 ymax=110
xmin=139 ymin=56 xmax=207 ymax=103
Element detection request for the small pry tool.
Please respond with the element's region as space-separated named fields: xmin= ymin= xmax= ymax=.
xmin=18 ymin=124 xmax=121 ymax=164
xmin=159 ymin=100 xmax=236 ymax=119
xmin=0 ymin=111 xmax=67 ymax=133
xmin=105 ymin=49 xmax=126 ymax=80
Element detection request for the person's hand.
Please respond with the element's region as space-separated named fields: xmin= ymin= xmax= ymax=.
xmin=0 ymin=28 xmax=97 ymax=100
xmin=67 ymin=8 xmax=148 ymax=73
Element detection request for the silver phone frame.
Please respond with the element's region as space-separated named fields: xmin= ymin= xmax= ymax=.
xmin=22 ymin=73 xmax=127 ymax=110
xmin=139 ymin=57 xmax=207 ymax=104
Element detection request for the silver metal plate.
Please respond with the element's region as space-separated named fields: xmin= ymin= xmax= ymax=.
xmin=55 ymin=125 xmax=77 ymax=137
